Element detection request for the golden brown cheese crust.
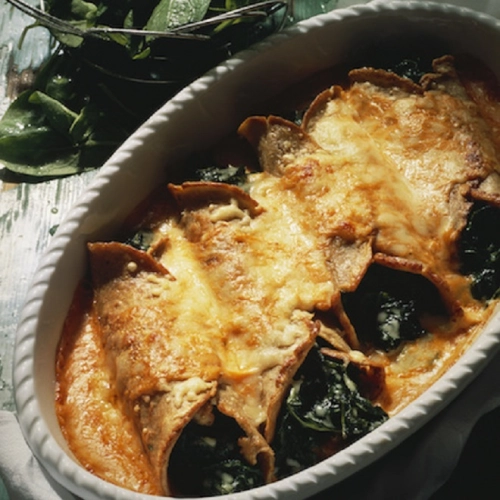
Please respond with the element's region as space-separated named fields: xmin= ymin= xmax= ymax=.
xmin=56 ymin=55 xmax=500 ymax=496
xmin=56 ymin=284 xmax=164 ymax=495
xmin=88 ymin=242 xmax=221 ymax=493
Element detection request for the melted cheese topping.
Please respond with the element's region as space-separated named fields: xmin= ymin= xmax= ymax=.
xmin=56 ymin=287 xmax=163 ymax=495
xmin=160 ymin=191 xmax=335 ymax=437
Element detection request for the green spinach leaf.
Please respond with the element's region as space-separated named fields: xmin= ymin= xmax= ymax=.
xmin=0 ymin=50 xmax=136 ymax=177
xmin=0 ymin=90 xmax=76 ymax=169
xmin=29 ymin=91 xmax=78 ymax=140
xmin=145 ymin=0 xmax=212 ymax=32
xmin=1 ymin=0 xmax=287 ymax=178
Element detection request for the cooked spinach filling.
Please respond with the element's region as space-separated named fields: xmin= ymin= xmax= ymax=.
xmin=274 ymin=344 xmax=388 ymax=479
xmin=190 ymin=165 xmax=248 ymax=185
xmin=273 ymin=409 xmax=326 ymax=479
xmin=124 ymin=229 xmax=155 ymax=252
xmin=168 ymin=411 xmax=264 ymax=497
xmin=458 ymin=201 xmax=500 ymax=300
xmin=287 ymin=345 xmax=388 ymax=437
xmin=341 ymin=264 xmax=446 ymax=351
xmin=352 ymin=35 xmax=450 ymax=83
xmin=169 ymin=345 xmax=387 ymax=495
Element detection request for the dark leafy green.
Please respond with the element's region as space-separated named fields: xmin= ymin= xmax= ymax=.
xmin=0 ymin=51 xmax=133 ymax=177
xmin=145 ymin=0 xmax=212 ymax=33
xmin=351 ymin=35 xmax=450 ymax=84
xmin=168 ymin=344 xmax=387 ymax=494
xmin=44 ymin=0 xmax=265 ymax=50
xmin=342 ymin=264 xmax=446 ymax=351
xmin=273 ymin=409 xmax=325 ymax=479
xmin=191 ymin=164 xmax=248 ymax=185
xmin=124 ymin=229 xmax=155 ymax=252
xmin=274 ymin=345 xmax=388 ymax=479
xmin=0 ymin=1 xmax=287 ymax=178
xmin=459 ymin=201 xmax=500 ymax=300
xmin=286 ymin=346 xmax=388 ymax=438
xmin=168 ymin=411 xmax=264 ymax=496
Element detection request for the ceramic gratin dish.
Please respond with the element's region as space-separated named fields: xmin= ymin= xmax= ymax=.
xmin=13 ymin=2 xmax=500 ymax=499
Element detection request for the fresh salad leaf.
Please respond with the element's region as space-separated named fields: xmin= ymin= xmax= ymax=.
xmin=44 ymin=0 xmax=100 ymax=47
xmin=28 ymin=91 xmax=78 ymax=140
xmin=0 ymin=91 xmax=76 ymax=168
